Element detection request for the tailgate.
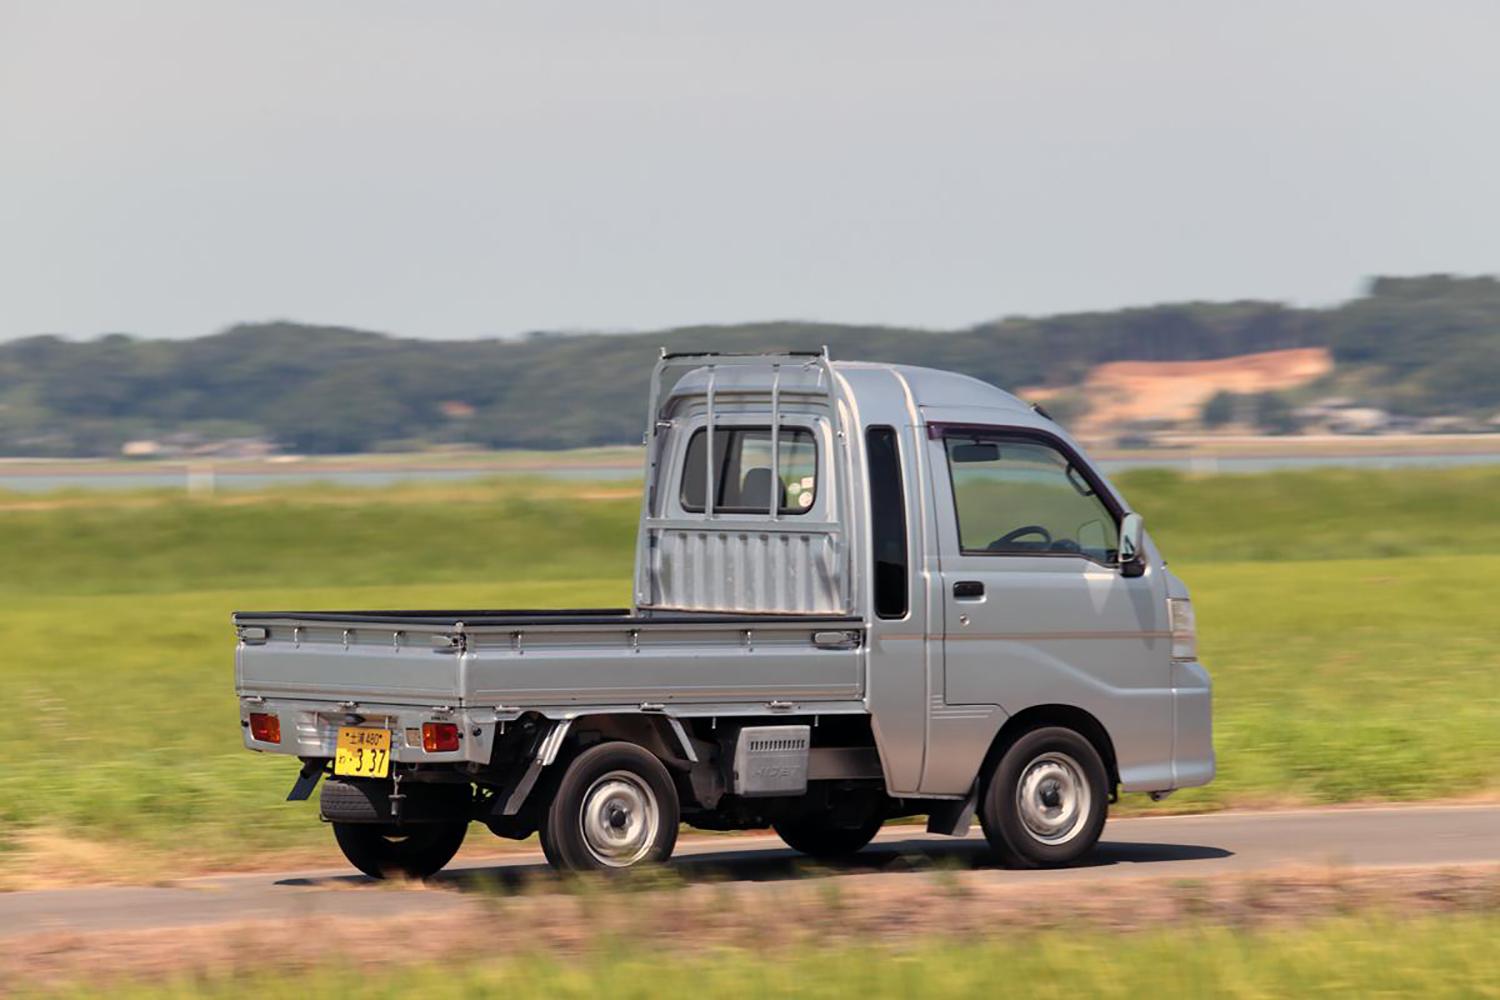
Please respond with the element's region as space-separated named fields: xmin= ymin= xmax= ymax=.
xmin=235 ymin=618 xmax=465 ymax=705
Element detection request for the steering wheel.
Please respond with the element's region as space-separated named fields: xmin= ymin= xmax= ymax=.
xmin=987 ymin=524 xmax=1052 ymax=550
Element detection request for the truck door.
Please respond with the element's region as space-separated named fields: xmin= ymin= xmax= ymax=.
xmin=922 ymin=426 xmax=1175 ymax=794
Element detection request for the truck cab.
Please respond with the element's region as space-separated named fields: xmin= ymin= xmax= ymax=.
xmin=235 ymin=351 xmax=1213 ymax=876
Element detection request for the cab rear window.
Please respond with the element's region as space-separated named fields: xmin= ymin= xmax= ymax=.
xmin=681 ymin=427 xmax=817 ymax=515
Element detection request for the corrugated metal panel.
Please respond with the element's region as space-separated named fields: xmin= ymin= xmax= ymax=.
xmin=651 ymin=527 xmax=844 ymax=614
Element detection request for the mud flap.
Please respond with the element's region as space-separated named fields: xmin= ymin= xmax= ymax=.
xmin=286 ymin=760 xmax=325 ymax=802
xmin=925 ymin=786 xmax=977 ymax=837
xmin=501 ymin=719 xmax=573 ymax=816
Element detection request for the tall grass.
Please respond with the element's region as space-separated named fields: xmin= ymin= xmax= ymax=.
xmin=1118 ymin=464 xmax=1500 ymax=562
xmin=2 ymin=466 xmax=1498 ymax=598
xmin=0 ymin=478 xmax=639 ymax=598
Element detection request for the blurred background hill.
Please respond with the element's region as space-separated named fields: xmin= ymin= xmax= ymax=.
xmin=3 ymin=274 xmax=1497 ymax=458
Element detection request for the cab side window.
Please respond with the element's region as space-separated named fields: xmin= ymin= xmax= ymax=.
xmin=681 ymin=427 xmax=817 ymax=515
xmin=943 ymin=435 xmax=1119 ymax=562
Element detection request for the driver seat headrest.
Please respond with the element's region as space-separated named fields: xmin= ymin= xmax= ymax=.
xmin=739 ymin=467 xmax=786 ymax=510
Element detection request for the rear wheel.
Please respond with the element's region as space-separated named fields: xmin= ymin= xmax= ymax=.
xmin=331 ymin=821 xmax=468 ymax=880
xmin=979 ymin=726 xmax=1108 ymax=868
xmin=539 ymin=742 xmax=680 ymax=872
xmin=774 ymin=810 xmax=884 ymax=859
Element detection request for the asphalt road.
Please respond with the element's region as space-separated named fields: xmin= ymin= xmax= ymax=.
xmin=3 ymin=804 xmax=1495 ymax=938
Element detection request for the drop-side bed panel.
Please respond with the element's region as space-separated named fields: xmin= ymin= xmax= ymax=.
xmin=234 ymin=610 xmax=865 ymax=709
xmin=235 ymin=622 xmax=467 ymax=704
xmin=461 ymin=619 xmax=864 ymax=706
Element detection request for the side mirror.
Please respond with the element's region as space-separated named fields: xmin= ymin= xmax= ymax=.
xmin=1119 ymin=512 xmax=1145 ymax=575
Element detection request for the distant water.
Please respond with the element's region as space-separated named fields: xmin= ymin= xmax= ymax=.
xmin=1097 ymin=453 xmax=1500 ymax=474
xmin=0 ymin=465 xmax=639 ymax=494
xmin=2 ymin=451 xmax=1498 ymax=494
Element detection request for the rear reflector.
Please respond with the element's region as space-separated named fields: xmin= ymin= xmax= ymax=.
xmin=422 ymin=722 xmax=460 ymax=753
xmin=249 ymin=713 xmax=281 ymax=744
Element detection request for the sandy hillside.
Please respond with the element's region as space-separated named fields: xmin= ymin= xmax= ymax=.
xmin=1027 ymin=347 xmax=1332 ymax=438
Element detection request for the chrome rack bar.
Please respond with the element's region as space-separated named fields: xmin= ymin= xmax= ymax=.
xmin=660 ymin=349 xmax=825 ymax=360
xmin=768 ymin=363 xmax=782 ymax=520
xmin=635 ymin=350 xmax=668 ymax=605
xmin=705 ymin=365 xmax=717 ymax=520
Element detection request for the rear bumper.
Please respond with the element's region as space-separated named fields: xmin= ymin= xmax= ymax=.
xmin=239 ymin=697 xmax=497 ymax=766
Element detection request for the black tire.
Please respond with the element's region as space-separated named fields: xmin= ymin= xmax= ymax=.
xmin=773 ymin=812 xmax=884 ymax=859
xmin=538 ymin=742 xmax=680 ymax=872
xmin=332 ymin=821 xmax=468 ymax=880
xmin=979 ymin=726 xmax=1109 ymax=869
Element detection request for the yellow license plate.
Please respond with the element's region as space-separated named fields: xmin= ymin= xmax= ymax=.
xmin=334 ymin=727 xmax=391 ymax=779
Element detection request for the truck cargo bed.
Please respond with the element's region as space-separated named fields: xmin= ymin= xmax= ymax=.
xmin=234 ymin=608 xmax=866 ymax=709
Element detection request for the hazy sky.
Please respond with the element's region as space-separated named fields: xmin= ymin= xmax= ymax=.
xmin=3 ymin=1 xmax=1499 ymax=341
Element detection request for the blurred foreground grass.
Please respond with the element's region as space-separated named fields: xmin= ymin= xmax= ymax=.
xmin=0 ymin=468 xmax=1496 ymax=879
xmin=43 ymin=914 xmax=1500 ymax=999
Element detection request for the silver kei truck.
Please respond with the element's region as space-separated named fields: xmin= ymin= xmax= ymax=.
xmin=234 ymin=350 xmax=1213 ymax=877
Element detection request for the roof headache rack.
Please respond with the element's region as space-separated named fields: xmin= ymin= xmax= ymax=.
xmin=639 ymin=347 xmax=835 ymax=458
xmin=633 ymin=345 xmax=842 ymax=607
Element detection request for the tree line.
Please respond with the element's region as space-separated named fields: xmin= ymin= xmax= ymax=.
xmin=0 ymin=275 xmax=1495 ymax=456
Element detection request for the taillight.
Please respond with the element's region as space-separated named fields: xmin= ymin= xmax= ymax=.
xmin=422 ymin=722 xmax=460 ymax=753
xmin=249 ymin=713 xmax=281 ymax=744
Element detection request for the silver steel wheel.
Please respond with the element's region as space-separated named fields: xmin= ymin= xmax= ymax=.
xmin=1015 ymin=751 xmax=1092 ymax=846
xmin=578 ymin=769 xmax=660 ymax=868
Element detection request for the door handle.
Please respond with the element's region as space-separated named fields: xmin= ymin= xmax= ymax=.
xmin=953 ymin=580 xmax=985 ymax=600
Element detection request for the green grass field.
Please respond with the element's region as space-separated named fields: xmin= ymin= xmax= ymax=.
xmin=41 ymin=914 xmax=1500 ymax=998
xmin=0 ymin=468 xmax=1496 ymax=881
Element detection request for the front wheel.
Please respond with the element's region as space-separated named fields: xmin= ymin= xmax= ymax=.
xmin=332 ymin=821 xmax=468 ymax=880
xmin=979 ymin=726 xmax=1109 ymax=868
xmin=539 ymin=742 xmax=680 ymax=872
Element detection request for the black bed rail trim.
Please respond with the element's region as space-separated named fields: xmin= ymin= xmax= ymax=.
xmin=232 ymin=609 xmax=865 ymax=628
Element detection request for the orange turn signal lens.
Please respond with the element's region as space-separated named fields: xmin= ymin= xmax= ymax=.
xmin=249 ymin=713 xmax=281 ymax=744
xmin=422 ymin=722 xmax=460 ymax=753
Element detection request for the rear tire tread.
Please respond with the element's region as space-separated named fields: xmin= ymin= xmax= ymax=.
xmin=332 ymin=820 xmax=468 ymax=880
xmin=773 ymin=814 xmax=884 ymax=859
